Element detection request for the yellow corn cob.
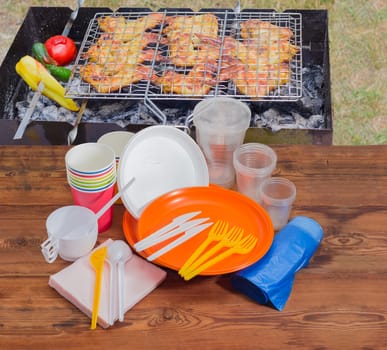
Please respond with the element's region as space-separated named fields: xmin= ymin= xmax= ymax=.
xmin=15 ymin=55 xmax=79 ymax=112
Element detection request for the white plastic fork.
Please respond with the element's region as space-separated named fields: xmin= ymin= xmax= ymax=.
xmin=67 ymin=99 xmax=87 ymax=145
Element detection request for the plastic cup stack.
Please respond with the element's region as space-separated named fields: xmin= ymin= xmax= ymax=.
xmin=193 ymin=97 xmax=251 ymax=189
xmin=233 ymin=143 xmax=277 ymax=202
xmin=65 ymin=143 xmax=117 ymax=233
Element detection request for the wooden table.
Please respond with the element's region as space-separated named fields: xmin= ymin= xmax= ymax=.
xmin=1 ymin=145 xmax=386 ymax=350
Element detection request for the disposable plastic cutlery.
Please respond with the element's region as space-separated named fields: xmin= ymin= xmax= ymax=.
xmin=67 ymin=99 xmax=87 ymax=145
xmin=107 ymin=240 xmax=133 ymax=325
xmin=183 ymin=234 xmax=258 ymax=281
xmin=146 ymin=222 xmax=213 ymax=262
xmin=180 ymin=226 xmax=244 ymax=278
xmin=133 ymin=211 xmax=202 ymax=251
xmin=90 ymin=246 xmax=107 ymax=329
xmin=178 ymin=220 xmax=229 ymax=276
xmin=135 ymin=217 xmax=210 ymax=252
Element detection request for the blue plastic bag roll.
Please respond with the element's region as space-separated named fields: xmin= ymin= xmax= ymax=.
xmin=231 ymin=216 xmax=324 ymax=311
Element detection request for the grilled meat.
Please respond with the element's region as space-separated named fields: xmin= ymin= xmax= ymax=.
xmin=162 ymin=14 xmax=219 ymax=67
xmin=79 ymin=12 xmax=299 ymax=98
xmin=163 ymin=13 xmax=219 ymax=45
xmin=155 ymin=59 xmax=218 ymax=95
xmin=240 ymin=20 xmax=294 ymax=43
xmin=220 ymin=60 xmax=291 ymax=98
xmin=97 ymin=13 xmax=164 ymax=42
xmin=80 ymin=63 xmax=155 ymax=93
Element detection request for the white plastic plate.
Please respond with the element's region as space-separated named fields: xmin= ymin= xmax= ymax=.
xmin=117 ymin=125 xmax=209 ymax=218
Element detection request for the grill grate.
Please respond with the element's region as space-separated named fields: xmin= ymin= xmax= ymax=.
xmin=66 ymin=10 xmax=302 ymax=102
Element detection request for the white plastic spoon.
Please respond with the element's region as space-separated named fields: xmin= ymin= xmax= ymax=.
xmin=107 ymin=240 xmax=133 ymax=325
xmin=95 ymin=177 xmax=135 ymax=221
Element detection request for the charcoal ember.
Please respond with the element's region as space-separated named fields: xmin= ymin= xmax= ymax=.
xmin=130 ymin=102 xmax=160 ymax=125
xmin=109 ymin=101 xmax=161 ymax=126
xmin=306 ymin=114 xmax=325 ymax=129
xmin=164 ymin=108 xmax=187 ymax=125
xmin=296 ymin=65 xmax=324 ymax=116
xmin=298 ymin=95 xmax=323 ymax=115
xmin=83 ymin=100 xmax=137 ymax=125
xmin=14 ymin=64 xmax=327 ymax=131
xmin=15 ymin=93 xmax=75 ymax=122
xmin=254 ymin=108 xmax=310 ymax=132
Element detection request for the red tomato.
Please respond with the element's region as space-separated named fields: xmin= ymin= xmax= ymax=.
xmin=45 ymin=35 xmax=77 ymax=66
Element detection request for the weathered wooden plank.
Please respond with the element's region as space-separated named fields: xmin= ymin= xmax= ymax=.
xmin=0 ymin=145 xmax=386 ymax=350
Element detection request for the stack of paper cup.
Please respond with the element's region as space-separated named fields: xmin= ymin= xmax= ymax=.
xmin=65 ymin=143 xmax=116 ymax=233
xmin=97 ymin=131 xmax=135 ymax=204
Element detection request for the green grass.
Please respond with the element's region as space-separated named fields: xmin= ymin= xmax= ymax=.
xmin=1 ymin=0 xmax=386 ymax=145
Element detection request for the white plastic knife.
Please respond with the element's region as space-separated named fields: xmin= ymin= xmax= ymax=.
xmin=134 ymin=217 xmax=210 ymax=252
xmin=147 ymin=222 xmax=213 ymax=262
xmin=134 ymin=211 xmax=202 ymax=249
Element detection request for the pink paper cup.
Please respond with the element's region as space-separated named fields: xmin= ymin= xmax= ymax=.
xmin=70 ymin=184 xmax=115 ymax=233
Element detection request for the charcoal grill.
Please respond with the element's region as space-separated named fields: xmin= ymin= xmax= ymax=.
xmin=0 ymin=7 xmax=333 ymax=145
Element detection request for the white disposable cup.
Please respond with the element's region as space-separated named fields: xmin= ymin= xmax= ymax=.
xmin=65 ymin=142 xmax=116 ymax=175
xmin=97 ymin=131 xmax=135 ymax=161
xmin=258 ymin=177 xmax=297 ymax=231
xmin=193 ymin=97 xmax=251 ymax=188
xmin=97 ymin=131 xmax=135 ymax=204
xmin=233 ymin=143 xmax=277 ymax=202
xmin=44 ymin=206 xmax=98 ymax=262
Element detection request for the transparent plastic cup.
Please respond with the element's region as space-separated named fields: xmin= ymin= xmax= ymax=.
xmin=258 ymin=177 xmax=297 ymax=231
xmin=233 ymin=143 xmax=277 ymax=202
xmin=193 ymin=97 xmax=251 ymax=189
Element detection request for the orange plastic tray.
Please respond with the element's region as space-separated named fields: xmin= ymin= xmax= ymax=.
xmin=122 ymin=186 xmax=274 ymax=275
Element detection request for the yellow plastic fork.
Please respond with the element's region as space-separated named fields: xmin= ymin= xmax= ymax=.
xmin=89 ymin=246 xmax=107 ymax=330
xmin=184 ymin=234 xmax=258 ymax=281
xmin=180 ymin=226 xmax=244 ymax=278
xmin=178 ymin=220 xmax=228 ymax=276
